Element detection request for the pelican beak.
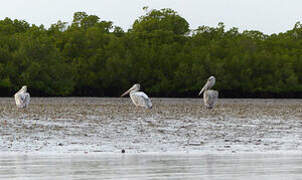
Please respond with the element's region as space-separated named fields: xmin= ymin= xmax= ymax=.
xmin=198 ymin=89 xmax=204 ymax=96
xmin=198 ymin=83 xmax=207 ymax=96
xmin=121 ymin=88 xmax=131 ymax=97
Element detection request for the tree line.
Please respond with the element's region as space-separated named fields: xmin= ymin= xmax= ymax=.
xmin=0 ymin=8 xmax=302 ymax=97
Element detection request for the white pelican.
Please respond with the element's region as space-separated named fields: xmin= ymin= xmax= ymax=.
xmin=121 ymin=84 xmax=152 ymax=109
xmin=14 ymin=85 xmax=30 ymax=108
xmin=198 ymin=76 xmax=218 ymax=109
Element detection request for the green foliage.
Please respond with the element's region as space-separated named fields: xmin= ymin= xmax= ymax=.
xmin=132 ymin=8 xmax=189 ymax=35
xmin=0 ymin=10 xmax=301 ymax=97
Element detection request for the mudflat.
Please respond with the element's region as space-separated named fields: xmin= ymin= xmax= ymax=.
xmin=0 ymin=98 xmax=301 ymax=153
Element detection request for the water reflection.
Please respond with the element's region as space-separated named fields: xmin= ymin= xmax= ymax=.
xmin=0 ymin=153 xmax=301 ymax=179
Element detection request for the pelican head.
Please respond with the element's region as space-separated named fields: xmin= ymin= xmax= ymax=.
xmin=121 ymin=84 xmax=140 ymax=97
xmin=19 ymin=85 xmax=28 ymax=93
xmin=198 ymin=76 xmax=216 ymax=96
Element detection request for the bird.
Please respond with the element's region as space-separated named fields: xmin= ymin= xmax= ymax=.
xmin=121 ymin=84 xmax=152 ymax=109
xmin=14 ymin=85 xmax=30 ymax=108
xmin=198 ymin=76 xmax=218 ymax=109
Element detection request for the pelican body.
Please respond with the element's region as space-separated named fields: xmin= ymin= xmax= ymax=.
xmin=14 ymin=86 xmax=30 ymax=108
xmin=199 ymin=76 xmax=218 ymax=109
xmin=121 ymin=84 xmax=152 ymax=109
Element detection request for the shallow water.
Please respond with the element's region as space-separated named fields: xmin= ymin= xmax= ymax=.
xmin=0 ymin=153 xmax=301 ymax=179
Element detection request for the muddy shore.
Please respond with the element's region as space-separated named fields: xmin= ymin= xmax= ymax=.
xmin=0 ymin=98 xmax=301 ymax=153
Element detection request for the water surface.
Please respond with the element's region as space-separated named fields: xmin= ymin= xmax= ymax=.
xmin=0 ymin=153 xmax=301 ymax=179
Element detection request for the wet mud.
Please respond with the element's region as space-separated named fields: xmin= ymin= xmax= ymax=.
xmin=0 ymin=98 xmax=301 ymax=153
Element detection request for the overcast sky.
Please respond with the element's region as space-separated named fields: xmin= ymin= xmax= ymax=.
xmin=1 ymin=0 xmax=301 ymax=34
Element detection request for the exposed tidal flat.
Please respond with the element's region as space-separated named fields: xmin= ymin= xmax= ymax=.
xmin=0 ymin=97 xmax=301 ymax=153
xmin=0 ymin=98 xmax=302 ymax=179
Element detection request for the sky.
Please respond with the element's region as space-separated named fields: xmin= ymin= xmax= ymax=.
xmin=1 ymin=0 xmax=301 ymax=34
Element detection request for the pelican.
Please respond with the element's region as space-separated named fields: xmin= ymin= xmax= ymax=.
xmin=198 ymin=76 xmax=218 ymax=109
xmin=121 ymin=84 xmax=152 ymax=109
xmin=14 ymin=85 xmax=30 ymax=108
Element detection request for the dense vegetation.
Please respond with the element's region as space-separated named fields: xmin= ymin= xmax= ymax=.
xmin=0 ymin=8 xmax=302 ymax=97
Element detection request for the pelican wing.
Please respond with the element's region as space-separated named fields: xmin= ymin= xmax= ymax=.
xmin=131 ymin=91 xmax=152 ymax=109
xmin=14 ymin=93 xmax=24 ymax=108
xmin=14 ymin=92 xmax=30 ymax=108
xmin=23 ymin=93 xmax=30 ymax=107
xmin=203 ymin=90 xmax=218 ymax=109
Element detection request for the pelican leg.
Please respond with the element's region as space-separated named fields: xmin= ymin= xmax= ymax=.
xmin=139 ymin=118 xmax=144 ymax=134
xmin=135 ymin=106 xmax=144 ymax=134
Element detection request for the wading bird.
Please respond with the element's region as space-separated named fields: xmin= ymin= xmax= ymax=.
xmin=198 ymin=76 xmax=218 ymax=109
xmin=14 ymin=85 xmax=30 ymax=108
xmin=121 ymin=84 xmax=152 ymax=109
